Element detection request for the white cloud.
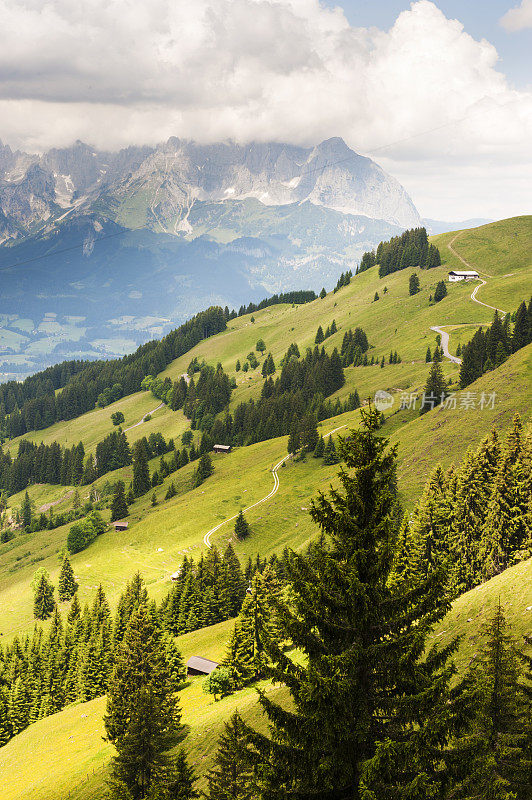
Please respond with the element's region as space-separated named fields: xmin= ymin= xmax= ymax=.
xmin=500 ymin=0 xmax=532 ymax=31
xmin=0 ymin=0 xmax=530 ymax=219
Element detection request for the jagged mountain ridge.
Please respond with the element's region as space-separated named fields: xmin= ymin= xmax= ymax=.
xmin=0 ymin=137 xmax=420 ymax=241
xmin=0 ymin=136 xmax=420 ymax=378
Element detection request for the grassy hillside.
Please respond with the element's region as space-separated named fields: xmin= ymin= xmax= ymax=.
xmin=3 ymin=556 xmax=530 ymax=800
xmin=431 ymin=215 xmax=531 ymax=311
xmin=432 ymin=556 xmax=532 ymax=677
xmin=0 ymin=216 xmax=531 ymax=799
xmin=0 ymin=618 xmax=279 ymax=800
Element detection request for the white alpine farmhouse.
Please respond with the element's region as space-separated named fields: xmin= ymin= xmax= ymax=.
xmin=448 ymin=270 xmax=479 ymax=282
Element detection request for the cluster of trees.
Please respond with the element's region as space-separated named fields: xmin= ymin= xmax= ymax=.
xmin=314 ymin=319 xmax=337 ymax=344
xmin=260 ymin=353 xmax=275 ymax=377
xmin=394 ymin=415 xmax=532 ymax=593
xmin=94 ymin=429 xmax=132 ymax=478
xmin=67 ymin=510 xmax=107 ymax=555
xmin=0 ymin=439 xmax=86 ymax=495
xmin=1 ymin=306 xmax=228 ymax=439
xmin=165 ymin=365 xmax=233 ymax=431
xmin=200 ymin=408 xmax=532 ymax=800
xmin=223 ymin=346 xmax=345 ymax=448
xmin=460 ymin=300 xmax=532 ymax=388
xmin=160 ymin=544 xmax=248 ymax=636
xmin=340 ymin=326 xmax=369 ymax=366
xmin=0 ymin=573 xmax=187 ymax=756
xmin=358 ymin=227 xmax=441 ymax=278
xmin=426 ymin=344 xmax=444 ymax=362
xmin=0 ymin=427 xmax=175 ymax=505
xmin=234 ymin=290 xmax=317 ymax=318
xmin=32 ymin=558 xmax=79 ymax=620
xmin=333 ymin=270 xmax=352 ymax=292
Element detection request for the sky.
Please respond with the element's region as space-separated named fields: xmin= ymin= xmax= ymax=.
xmin=0 ymin=0 xmax=530 ymax=220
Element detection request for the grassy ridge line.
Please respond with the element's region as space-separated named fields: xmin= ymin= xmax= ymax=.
xmin=5 ymin=216 xmax=530 ymax=462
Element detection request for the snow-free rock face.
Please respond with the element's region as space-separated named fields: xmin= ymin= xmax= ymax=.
xmin=0 ymin=137 xmax=421 ymax=240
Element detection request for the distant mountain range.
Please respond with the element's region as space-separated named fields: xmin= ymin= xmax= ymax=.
xmin=0 ymin=136 xmax=422 ymax=377
xmin=423 ymin=218 xmax=493 ymax=235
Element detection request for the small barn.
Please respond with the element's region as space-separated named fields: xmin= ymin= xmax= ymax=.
xmin=213 ymin=444 xmax=232 ymax=454
xmin=186 ymin=656 xmax=219 ymax=676
xmin=448 ymin=270 xmax=479 ymax=282
xmin=113 ymin=520 xmax=129 ymax=532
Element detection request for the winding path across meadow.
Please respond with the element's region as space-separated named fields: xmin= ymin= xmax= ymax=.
xmin=203 ymin=424 xmax=347 ymax=548
xmin=124 ymin=403 xmax=165 ymax=432
xmin=432 ymin=234 xmax=507 ymax=365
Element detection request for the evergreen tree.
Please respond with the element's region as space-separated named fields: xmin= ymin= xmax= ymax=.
xmin=434 ymin=280 xmax=448 ymax=302
xmin=287 ymin=418 xmax=300 ymax=455
xmin=420 ymin=360 xmax=448 ymax=413
xmin=193 ymin=453 xmax=213 ymax=488
xmin=21 ymin=491 xmax=32 ymax=529
xmin=374 ymin=291 xmax=379 ymax=301
xmin=234 ymin=510 xmax=251 ymax=542
xmin=224 ymin=568 xmax=281 ymax=687
xmin=323 ymin=435 xmax=339 ymax=465
xmin=111 ymin=480 xmax=129 ymax=522
xmin=425 ymin=346 xmax=432 ymax=362
xmin=58 ymin=555 xmax=78 ymax=602
xmin=298 ymin=414 xmax=319 ymax=453
xmin=391 ymin=466 xmax=453 ymax=591
xmin=242 ymin=407 xmax=457 ymax=798
xmin=147 ymin=749 xmax=198 ymax=800
xmin=512 ymin=300 xmax=530 ymax=353
xmin=165 ymin=482 xmax=177 ymax=500
xmin=132 ymin=441 xmax=151 ymax=497
xmin=313 ymin=435 xmax=325 ymax=458
xmin=67 ymin=593 xmax=82 ymax=625
xmin=33 ymin=573 xmax=55 ymax=620
xmin=205 ymin=711 xmax=254 ymax=800
xmin=447 ymin=604 xmax=532 ymax=799
xmin=409 ymin=273 xmax=420 ymax=295
xmin=319 ymin=287 xmax=327 ymax=299
xmin=105 ymin=605 xmax=183 ymax=800
xmin=314 ymin=326 xmax=325 ymax=345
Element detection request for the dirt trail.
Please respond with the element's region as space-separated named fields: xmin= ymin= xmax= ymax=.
xmin=124 ymin=403 xmax=165 ymax=432
xmin=202 ymin=425 xmax=348 ymax=548
xmin=433 ymin=233 xmax=506 ymax=364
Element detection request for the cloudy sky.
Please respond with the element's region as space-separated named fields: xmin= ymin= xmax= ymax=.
xmin=0 ymin=0 xmax=530 ymax=220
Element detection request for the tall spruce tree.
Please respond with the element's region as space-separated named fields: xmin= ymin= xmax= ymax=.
xmin=242 ymin=407 xmax=458 ymax=798
xmin=33 ymin=573 xmax=55 ymax=620
xmin=111 ymin=480 xmax=129 ymax=522
xmin=323 ymin=434 xmax=339 ymax=465
xmin=234 ymin=510 xmax=251 ymax=541
xmin=146 ymin=749 xmax=197 ymax=800
xmin=224 ymin=567 xmax=281 ymax=688
xmin=58 ymin=555 xmax=78 ymax=602
xmin=205 ymin=711 xmax=254 ymax=800
xmin=446 ymin=604 xmax=532 ymax=799
xmin=420 ymin=359 xmax=448 ymax=413
xmin=105 ymin=604 xmax=183 ymax=800
xmin=132 ymin=441 xmax=151 ymax=497
xmin=21 ymin=491 xmax=32 ymax=528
